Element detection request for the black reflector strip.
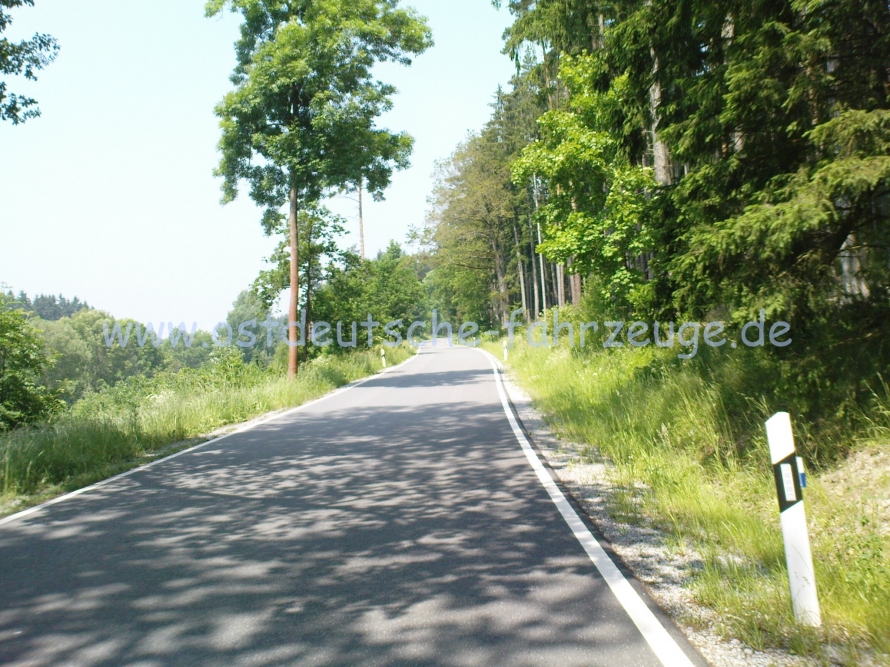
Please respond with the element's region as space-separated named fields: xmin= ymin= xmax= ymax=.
xmin=773 ymin=453 xmax=803 ymax=512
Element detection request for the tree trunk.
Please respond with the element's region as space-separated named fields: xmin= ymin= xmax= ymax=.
xmin=840 ymin=234 xmax=870 ymax=300
xmin=358 ymin=178 xmax=365 ymax=261
xmin=567 ymin=257 xmax=582 ymax=305
xmin=537 ymin=223 xmax=548 ymax=311
xmin=532 ymin=176 xmax=548 ymax=312
xmin=492 ymin=240 xmax=508 ymax=326
xmin=556 ymin=263 xmax=565 ymax=308
xmin=305 ymin=214 xmax=313 ymax=327
xmin=513 ymin=223 xmax=529 ymax=322
xmin=288 ymin=185 xmax=300 ymax=379
xmin=649 ymin=49 xmax=672 ymax=186
xmin=528 ymin=217 xmax=540 ymax=318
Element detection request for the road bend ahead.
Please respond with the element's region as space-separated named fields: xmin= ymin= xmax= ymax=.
xmin=0 ymin=346 xmax=705 ymax=667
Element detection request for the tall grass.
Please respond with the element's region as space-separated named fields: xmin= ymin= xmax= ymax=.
xmin=493 ymin=338 xmax=890 ymax=663
xmin=1 ymin=345 xmax=414 ymax=503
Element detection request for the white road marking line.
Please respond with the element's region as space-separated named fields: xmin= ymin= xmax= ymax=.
xmin=478 ymin=349 xmax=696 ymax=667
xmin=0 ymin=351 xmax=421 ymax=528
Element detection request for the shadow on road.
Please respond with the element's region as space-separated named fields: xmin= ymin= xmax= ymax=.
xmin=0 ymin=350 xmax=656 ymax=667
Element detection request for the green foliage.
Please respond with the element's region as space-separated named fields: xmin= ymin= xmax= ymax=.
xmin=427 ymin=126 xmax=515 ymax=326
xmin=0 ymin=0 xmax=58 ymax=124
xmin=490 ymin=0 xmax=890 ymax=329
xmin=38 ymin=309 xmax=167 ymax=402
xmin=0 ymin=293 xmax=61 ymax=429
xmin=251 ymin=203 xmax=348 ymax=318
xmin=7 ymin=291 xmax=91 ymax=320
xmin=208 ymin=0 xmax=432 ymax=211
xmin=425 ymin=77 xmax=549 ymax=326
xmin=163 ymin=327 xmax=214 ymax=372
xmin=210 ymin=0 xmax=432 ymax=368
xmin=676 ymin=108 xmax=890 ymax=322
xmin=513 ymin=62 xmax=659 ymax=311
xmin=225 ymin=290 xmax=273 ymax=365
xmin=312 ymin=241 xmax=426 ymax=343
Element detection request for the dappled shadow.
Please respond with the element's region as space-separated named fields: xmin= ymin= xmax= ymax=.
xmin=0 ymin=348 xmax=660 ymax=667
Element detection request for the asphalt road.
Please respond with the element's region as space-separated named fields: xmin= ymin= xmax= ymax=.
xmin=0 ymin=346 xmax=705 ymax=667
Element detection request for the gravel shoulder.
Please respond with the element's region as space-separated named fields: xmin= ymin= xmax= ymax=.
xmin=499 ymin=366 xmax=829 ymax=667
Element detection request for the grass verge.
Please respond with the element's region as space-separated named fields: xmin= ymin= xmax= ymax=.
xmin=1 ymin=345 xmax=415 ymax=515
xmin=487 ymin=338 xmax=889 ymax=665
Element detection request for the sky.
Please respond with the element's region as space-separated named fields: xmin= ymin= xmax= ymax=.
xmin=0 ymin=0 xmax=516 ymax=329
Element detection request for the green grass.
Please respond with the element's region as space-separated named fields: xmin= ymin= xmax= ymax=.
xmin=489 ymin=337 xmax=890 ymax=664
xmin=1 ymin=345 xmax=415 ymax=511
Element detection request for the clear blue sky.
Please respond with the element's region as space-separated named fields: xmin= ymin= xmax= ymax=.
xmin=0 ymin=0 xmax=516 ymax=329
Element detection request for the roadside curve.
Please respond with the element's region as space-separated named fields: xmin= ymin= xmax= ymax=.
xmin=475 ymin=347 xmax=701 ymax=667
xmin=1 ymin=345 xmax=706 ymax=667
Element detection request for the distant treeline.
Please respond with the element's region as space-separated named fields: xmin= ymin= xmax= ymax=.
xmin=7 ymin=292 xmax=91 ymax=321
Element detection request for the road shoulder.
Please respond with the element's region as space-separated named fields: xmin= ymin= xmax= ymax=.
xmin=497 ymin=365 xmax=823 ymax=667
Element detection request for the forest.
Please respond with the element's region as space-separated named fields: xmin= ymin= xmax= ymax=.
xmin=2 ymin=0 xmax=890 ymax=663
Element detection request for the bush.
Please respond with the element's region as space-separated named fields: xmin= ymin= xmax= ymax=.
xmin=0 ymin=294 xmax=63 ymax=430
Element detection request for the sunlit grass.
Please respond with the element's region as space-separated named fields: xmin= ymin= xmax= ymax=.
xmin=488 ymin=337 xmax=890 ymax=663
xmin=1 ymin=345 xmax=415 ymax=507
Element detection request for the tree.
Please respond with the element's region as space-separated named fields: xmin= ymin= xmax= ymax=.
xmin=226 ymin=289 xmax=272 ymax=365
xmin=512 ymin=60 xmax=658 ymax=313
xmin=312 ymin=241 xmax=426 ymax=344
xmin=9 ymin=292 xmax=91 ymax=320
xmin=428 ymin=131 xmax=516 ymax=326
xmin=251 ymin=202 xmax=348 ymax=326
xmin=423 ymin=77 xmax=550 ymax=326
xmin=0 ymin=0 xmax=58 ymax=124
xmin=207 ymin=0 xmax=431 ymax=378
xmin=0 ymin=293 xmax=61 ymax=429
xmin=38 ymin=309 xmax=167 ymax=402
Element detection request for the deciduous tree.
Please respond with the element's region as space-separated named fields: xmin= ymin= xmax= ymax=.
xmin=207 ymin=0 xmax=431 ymax=377
xmin=0 ymin=0 xmax=58 ymax=124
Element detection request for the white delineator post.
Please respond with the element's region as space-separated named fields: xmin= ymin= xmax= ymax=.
xmin=503 ymin=339 xmax=509 ymax=361
xmin=765 ymin=412 xmax=821 ymax=627
xmin=381 ymin=347 xmax=387 ymax=368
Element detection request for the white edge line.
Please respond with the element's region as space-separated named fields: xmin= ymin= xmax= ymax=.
xmin=0 ymin=350 xmax=422 ymax=528
xmin=476 ymin=348 xmax=696 ymax=667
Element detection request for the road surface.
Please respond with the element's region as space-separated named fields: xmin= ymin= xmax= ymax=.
xmin=0 ymin=346 xmax=705 ymax=667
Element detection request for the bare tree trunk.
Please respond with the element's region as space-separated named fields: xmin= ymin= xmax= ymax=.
xmin=565 ymin=197 xmax=583 ymax=306
xmin=527 ymin=216 xmax=540 ymax=318
xmin=288 ymin=185 xmax=300 ymax=379
xmin=513 ymin=223 xmax=529 ymax=322
xmin=532 ymin=175 xmax=548 ymax=312
xmin=567 ymin=257 xmax=582 ymax=305
xmin=551 ymin=262 xmax=559 ymax=307
xmin=840 ymin=234 xmax=870 ymax=300
xmin=492 ymin=240 xmax=509 ymax=326
xmin=649 ymin=49 xmax=672 ymax=186
xmin=358 ymin=179 xmax=365 ymax=261
xmin=722 ymin=17 xmax=745 ymax=156
xmin=538 ymin=225 xmax=548 ymax=311
xmin=305 ymin=214 xmax=313 ymax=327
